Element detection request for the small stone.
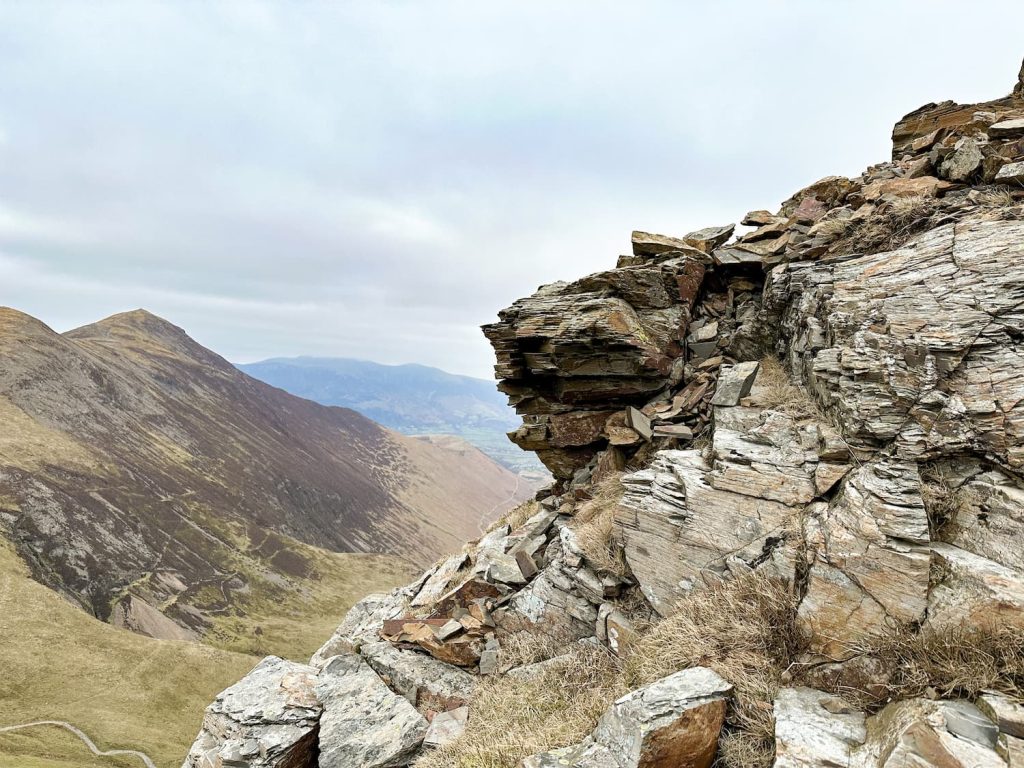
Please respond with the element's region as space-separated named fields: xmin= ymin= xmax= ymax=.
xmin=652 ymin=424 xmax=694 ymax=440
xmin=515 ymin=549 xmax=539 ymax=580
xmin=989 ymin=118 xmax=1024 ymax=138
xmin=479 ymin=648 xmax=499 ymax=675
xmin=683 ymin=224 xmax=735 ymax=254
xmin=625 ymin=407 xmax=653 ymax=441
xmin=995 ymin=161 xmax=1024 ymax=185
xmin=710 ymin=361 xmax=760 ymax=406
xmin=423 ymin=706 xmax=469 ymax=748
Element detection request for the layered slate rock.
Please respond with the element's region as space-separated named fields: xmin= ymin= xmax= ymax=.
xmin=483 ymin=255 xmax=706 ymax=479
xmin=182 ymin=656 xmax=321 ymax=768
xmin=521 ymin=667 xmax=732 ymax=768
xmin=798 ymin=460 xmax=932 ymax=657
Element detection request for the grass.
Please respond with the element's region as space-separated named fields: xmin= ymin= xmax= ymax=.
xmin=751 ymin=357 xmax=820 ymax=420
xmin=571 ymin=473 xmax=627 ymax=577
xmin=484 ymin=499 xmax=539 ymax=536
xmin=828 ymin=623 xmax=1024 ymax=710
xmin=417 ymin=643 xmax=623 ymax=768
xmin=622 ymin=575 xmax=800 ymax=768
xmin=918 ymin=466 xmax=984 ymax=541
xmin=0 ymin=537 xmax=256 ymax=768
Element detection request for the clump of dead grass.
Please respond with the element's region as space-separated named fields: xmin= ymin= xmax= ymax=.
xmin=485 ymin=499 xmax=539 ymax=535
xmin=622 ymin=574 xmax=801 ymax=768
xmin=418 ymin=573 xmax=799 ymax=768
xmin=754 ymin=356 xmax=821 ymax=420
xmin=837 ymin=622 xmax=1024 ymax=709
xmin=417 ymin=642 xmax=624 ymax=768
xmin=572 ymin=472 xmax=628 ymax=577
xmin=497 ymin=620 xmax=580 ymax=670
xmin=836 ymin=195 xmax=941 ymax=255
xmin=918 ymin=466 xmax=984 ymax=541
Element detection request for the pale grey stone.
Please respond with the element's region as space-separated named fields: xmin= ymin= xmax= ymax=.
xmin=182 ymin=656 xmax=320 ymax=768
xmin=316 ymin=654 xmax=428 ymax=768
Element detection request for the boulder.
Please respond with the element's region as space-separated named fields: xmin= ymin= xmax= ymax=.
xmin=989 ymin=118 xmax=1024 ymax=138
xmin=359 ymin=641 xmax=476 ymax=714
xmin=856 ymin=698 xmax=1006 ymax=768
xmin=316 ymin=654 xmax=428 ymax=768
xmin=798 ymin=461 xmax=931 ymax=657
xmin=181 ymin=656 xmax=321 ymax=768
xmin=522 ymin=667 xmax=732 ymax=768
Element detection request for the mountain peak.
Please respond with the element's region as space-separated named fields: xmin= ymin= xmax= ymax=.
xmin=65 ymin=308 xmax=188 ymax=343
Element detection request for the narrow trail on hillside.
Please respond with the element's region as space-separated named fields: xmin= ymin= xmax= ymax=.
xmin=479 ymin=473 xmax=523 ymax=536
xmin=0 ymin=721 xmax=156 ymax=768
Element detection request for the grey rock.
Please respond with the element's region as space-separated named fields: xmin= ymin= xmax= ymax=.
xmin=311 ymin=591 xmax=408 ymax=666
xmin=773 ymin=687 xmax=866 ymax=768
xmin=316 ymin=654 xmax=428 ymax=768
xmin=977 ymin=691 xmax=1024 ymax=738
xmin=359 ymin=641 xmax=476 ymax=713
xmin=989 ymin=118 xmax=1024 ymax=138
xmin=182 ymin=656 xmax=321 ymax=768
xmin=522 ymin=666 xmax=731 ymax=768
xmin=710 ymin=361 xmax=760 ymax=406
xmin=996 ymin=161 xmax=1024 ymax=185
xmin=940 ymin=137 xmax=984 ymax=181
xmin=626 ymin=406 xmax=653 ymax=441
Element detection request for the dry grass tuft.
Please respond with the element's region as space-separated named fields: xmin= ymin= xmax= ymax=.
xmin=498 ymin=621 xmax=580 ymax=670
xmin=417 ymin=643 xmax=623 ymax=768
xmin=485 ymin=499 xmax=540 ymax=535
xmin=420 ymin=573 xmax=798 ymax=768
xmin=572 ymin=473 xmax=628 ymax=577
xmin=754 ymin=357 xmax=820 ymax=420
xmin=835 ymin=196 xmax=940 ymax=255
xmin=622 ymin=574 xmax=800 ymax=767
xmin=844 ymin=622 xmax=1024 ymax=708
xmin=918 ymin=467 xmax=984 ymax=541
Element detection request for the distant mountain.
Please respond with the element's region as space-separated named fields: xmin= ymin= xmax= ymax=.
xmin=239 ymin=356 xmax=546 ymax=475
xmin=0 ymin=308 xmax=531 ymax=645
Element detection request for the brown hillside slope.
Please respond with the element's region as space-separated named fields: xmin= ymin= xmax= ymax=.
xmin=0 ymin=307 xmax=530 ymax=641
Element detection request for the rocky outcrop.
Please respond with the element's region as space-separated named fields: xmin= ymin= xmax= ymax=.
xmin=186 ymin=59 xmax=1024 ymax=768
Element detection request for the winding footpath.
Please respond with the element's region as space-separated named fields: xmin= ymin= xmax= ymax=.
xmin=478 ymin=472 xmax=524 ymax=536
xmin=0 ymin=720 xmax=156 ymax=768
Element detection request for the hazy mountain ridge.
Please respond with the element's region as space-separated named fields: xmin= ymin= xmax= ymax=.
xmin=239 ymin=356 xmax=546 ymax=475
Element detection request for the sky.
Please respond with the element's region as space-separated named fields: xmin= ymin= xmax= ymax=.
xmin=1 ymin=2 xmax=1022 ymax=379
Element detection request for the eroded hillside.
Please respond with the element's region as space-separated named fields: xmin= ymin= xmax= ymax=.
xmin=0 ymin=308 xmax=530 ymax=647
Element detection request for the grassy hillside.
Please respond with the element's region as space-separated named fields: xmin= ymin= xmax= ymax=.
xmin=0 ymin=536 xmax=410 ymax=768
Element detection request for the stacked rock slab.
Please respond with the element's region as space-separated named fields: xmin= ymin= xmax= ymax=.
xmin=184 ymin=60 xmax=1024 ymax=768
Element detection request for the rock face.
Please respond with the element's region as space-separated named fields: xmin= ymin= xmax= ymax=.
xmin=186 ymin=59 xmax=1024 ymax=768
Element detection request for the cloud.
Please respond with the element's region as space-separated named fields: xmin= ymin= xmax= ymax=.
xmin=0 ymin=1 xmax=1022 ymax=377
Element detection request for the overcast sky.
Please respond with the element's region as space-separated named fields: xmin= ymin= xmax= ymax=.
xmin=1 ymin=2 xmax=1022 ymax=379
